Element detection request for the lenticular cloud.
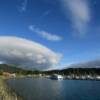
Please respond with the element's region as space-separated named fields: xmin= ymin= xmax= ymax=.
xmin=0 ymin=36 xmax=61 ymax=70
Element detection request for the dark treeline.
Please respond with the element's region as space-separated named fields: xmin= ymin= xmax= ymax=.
xmin=42 ymin=68 xmax=100 ymax=76
xmin=0 ymin=64 xmax=100 ymax=76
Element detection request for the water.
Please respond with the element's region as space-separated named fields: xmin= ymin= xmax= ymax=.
xmin=7 ymin=78 xmax=100 ymax=100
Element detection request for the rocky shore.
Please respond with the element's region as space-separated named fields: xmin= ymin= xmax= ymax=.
xmin=0 ymin=78 xmax=22 ymax=100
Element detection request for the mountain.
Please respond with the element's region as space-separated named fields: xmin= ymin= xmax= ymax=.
xmin=0 ymin=64 xmax=24 ymax=73
xmin=43 ymin=59 xmax=100 ymax=76
xmin=67 ymin=59 xmax=100 ymax=68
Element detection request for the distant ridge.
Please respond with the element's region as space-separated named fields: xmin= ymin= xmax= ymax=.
xmin=0 ymin=64 xmax=24 ymax=73
xmin=67 ymin=59 xmax=100 ymax=68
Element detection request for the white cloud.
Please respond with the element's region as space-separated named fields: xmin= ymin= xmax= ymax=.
xmin=0 ymin=36 xmax=61 ymax=70
xmin=61 ymin=0 xmax=90 ymax=36
xmin=19 ymin=0 xmax=28 ymax=12
xmin=40 ymin=10 xmax=51 ymax=18
xmin=29 ymin=25 xmax=62 ymax=41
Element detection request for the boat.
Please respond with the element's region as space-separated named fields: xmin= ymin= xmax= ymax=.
xmin=50 ymin=74 xmax=63 ymax=80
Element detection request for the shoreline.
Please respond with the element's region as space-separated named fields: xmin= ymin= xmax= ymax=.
xmin=0 ymin=76 xmax=100 ymax=100
xmin=0 ymin=78 xmax=23 ymax=100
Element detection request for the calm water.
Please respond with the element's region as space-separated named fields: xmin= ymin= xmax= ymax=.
xmin=7 ymin=78 xmax=100 ymax=100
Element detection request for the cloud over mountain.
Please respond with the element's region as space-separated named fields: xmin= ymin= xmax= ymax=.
xmin=0 ymin=36 xmax=61 ymax=70
xmin=68 ymin=59 xmax=100 ymax=68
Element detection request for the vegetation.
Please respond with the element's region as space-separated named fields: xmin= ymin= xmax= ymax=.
xmin=0 ymin=64 xmax=100 ymax=76
xmin=0 ymin=79 xmax=22 ymax=100
xmin=0 ymin=63 xmax=100 ymax=81
xmin=0 ymin=64 xmax=100 ymax=100
xmin=43 ymin=68 xmax=100 ymax=76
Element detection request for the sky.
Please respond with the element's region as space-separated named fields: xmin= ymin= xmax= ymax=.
xmin=0 ymin=0 xmax=100 ymax=70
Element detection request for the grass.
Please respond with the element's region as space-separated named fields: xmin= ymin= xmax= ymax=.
xmin=0 ymin=77 xmax=23 ymax=100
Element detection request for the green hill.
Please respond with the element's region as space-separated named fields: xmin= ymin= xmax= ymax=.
xmin=0 ymin=64 xmax=24 ymax=73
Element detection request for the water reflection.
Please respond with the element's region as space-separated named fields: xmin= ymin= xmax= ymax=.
xmin=7 ymin=78 xmax=64 ymax=100
xmin=7 ymin=78 xmax=100 ymax=100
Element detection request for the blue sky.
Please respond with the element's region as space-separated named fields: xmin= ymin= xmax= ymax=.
xmin=0 ymin=0 xmax=100 ymax=69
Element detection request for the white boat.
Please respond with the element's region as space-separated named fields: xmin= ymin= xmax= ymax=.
xmin=50 ymin=74 xmax=63 ymax=80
